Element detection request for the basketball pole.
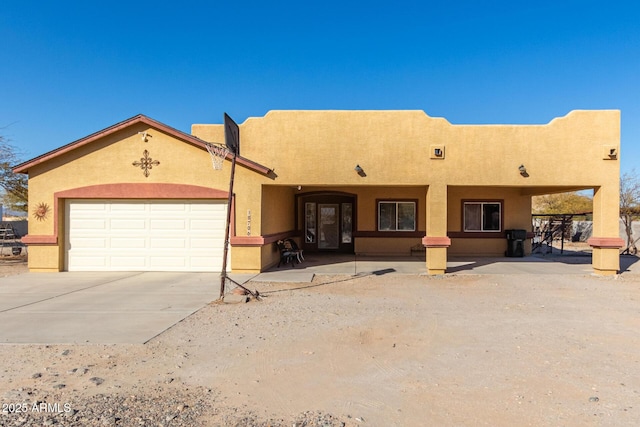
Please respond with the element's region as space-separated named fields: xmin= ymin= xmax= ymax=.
xmin=218 ymin=149 xmax=236 ymax=301
xmin=216 ymin=146 xmax=260 ymax=301
xmin=215 ymin=113 xmax=260 ymax=302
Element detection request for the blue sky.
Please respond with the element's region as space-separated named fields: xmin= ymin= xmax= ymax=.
xmin=1 ymin=1 xmax=638 ymax=174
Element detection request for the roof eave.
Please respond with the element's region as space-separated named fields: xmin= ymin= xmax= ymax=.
xmin=12 ymin=114 xmax=274 ymax=177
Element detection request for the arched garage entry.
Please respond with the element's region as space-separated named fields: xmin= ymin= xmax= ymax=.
xmin=57 ymin=184 xmax=229 ymax=272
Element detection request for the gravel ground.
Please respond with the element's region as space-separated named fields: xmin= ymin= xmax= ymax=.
xmin=2 ymin=385 xmax=352 ymax=426
xmin=2 ymin=255 xmax=640 ymax=426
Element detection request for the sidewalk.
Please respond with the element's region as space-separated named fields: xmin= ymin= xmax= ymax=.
xmin=244 ymin=253 xmax=640 ymax=283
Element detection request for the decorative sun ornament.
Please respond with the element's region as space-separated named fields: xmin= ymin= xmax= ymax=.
xmin=32 ymin=202 xmax=50 ymax=221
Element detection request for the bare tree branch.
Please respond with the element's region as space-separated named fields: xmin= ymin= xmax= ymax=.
xmin=0 ymin=134 xmax=28 ymax=213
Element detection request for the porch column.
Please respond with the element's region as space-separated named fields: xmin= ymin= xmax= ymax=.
xmin=588 ymin=185 xmax=624 ymax=275
xmin=423 ymin=183 xmax=451 ymax=275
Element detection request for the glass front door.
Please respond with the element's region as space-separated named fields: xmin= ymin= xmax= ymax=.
xmin=318 ymin=204 xmax=339 ymax=249
xmin=301 ymin=194 xmax=355 ymax=253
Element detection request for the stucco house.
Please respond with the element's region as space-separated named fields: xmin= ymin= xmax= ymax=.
xmin=13 ymin=110 xmax=623 ymax=275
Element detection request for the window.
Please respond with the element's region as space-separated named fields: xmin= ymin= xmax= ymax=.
xmin=464 ymin=201 xmax=501 ymax=232
xmin=378 ymin=201 xmax=416 ymax=231
xmin=341 ymin=203 xmax=352 ymax=243
xmin=305 ymin=202 xmax=316 ymax=243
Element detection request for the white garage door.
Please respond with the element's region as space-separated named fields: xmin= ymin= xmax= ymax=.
xmin=65 ymin=200 xmax=228 ymax=272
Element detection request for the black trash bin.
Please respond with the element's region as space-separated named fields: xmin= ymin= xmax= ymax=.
xmin=505 ymin=229 xmax=526 ymax=257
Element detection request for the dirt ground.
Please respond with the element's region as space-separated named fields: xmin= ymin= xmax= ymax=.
xmin=0 ymin=255 xmax=28 ymax=278
xmin=2 ymin=256 xmax=640 ymax=426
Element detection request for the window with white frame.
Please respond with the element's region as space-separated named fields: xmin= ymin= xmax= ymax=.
xmin=463 ymin=201 xmax=501 ymax=232
xmin=378 ymin=201 xmax=416 ymax=231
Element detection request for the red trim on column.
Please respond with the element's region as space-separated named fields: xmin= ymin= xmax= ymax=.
xmin=587 ymin=237 xmax=625 ymax=248
xmin=230 ymin=231 xmax=298 ymax=246
xmin=422 ymin=236 xmax=452 ymax=248
xmin=21 ymin=235 xmax=58 ymax=245
xmin=231 ymin=236 xmax=266 ymax=246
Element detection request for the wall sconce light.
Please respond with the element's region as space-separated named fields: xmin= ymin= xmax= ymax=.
xmin=138 ymin=131 xmax=150 ymax=142
xmin=518 ymin=164 xmax=529 ymax=177
xmin=354 ymin=164 xmax=366 ymax=177
xmin=430 ymin=144 xmax=445 ymax=159
xmin=603 ymin=146 xmax=618 ymax=160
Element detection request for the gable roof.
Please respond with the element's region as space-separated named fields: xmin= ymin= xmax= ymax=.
xmin=13 ymin=114 xmax=274 ymax=176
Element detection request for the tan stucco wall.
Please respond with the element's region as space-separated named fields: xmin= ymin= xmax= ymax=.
xmin=353 ymin=186 xmax=427 ymax=232
xmin=447 ymin=187 xmax=532 ymax=232
xmin=27 ymin=124 xmax=232 ymax=220
xmin=447 ymin=186 xmax=533 ymax=256
xmin=24 ymin=123 xmax=236 ymax=271
xmin=261 ymin=186 xmax=297 ymax=235
xmin=355 ymin=237 xmax=422 ymax=256
xmin=27 ymin=245 xmax=60 ymax=272
xmin=21 ymin=109 xmax=620 ymax=274
xmin=194 ymin=110 xmax=620 ymax=273
xmin=194 ymin=110 xmax=619 ymax=189
xmin=257 ymin=186 xmax=297 ymax=270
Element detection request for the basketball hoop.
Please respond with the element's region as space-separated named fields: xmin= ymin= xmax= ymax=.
xmin=205 ymin=143 xmax=229 ymax=170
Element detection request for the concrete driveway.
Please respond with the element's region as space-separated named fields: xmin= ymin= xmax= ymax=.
xmin=0 ymin=272 xmax=220 ymax=344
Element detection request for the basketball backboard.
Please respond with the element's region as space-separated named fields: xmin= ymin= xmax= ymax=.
xmin=224 ymin=113 xmax=239 ymax=156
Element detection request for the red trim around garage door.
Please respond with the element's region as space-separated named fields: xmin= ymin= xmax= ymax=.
xmin=22 ymin=183 xmax=229 ymax=245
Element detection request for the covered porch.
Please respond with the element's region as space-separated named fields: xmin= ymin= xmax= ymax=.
xmin=244 ymin=251 xmax=640 ymax=283
xmin=238 ymin=182 xmax=624 ymax=276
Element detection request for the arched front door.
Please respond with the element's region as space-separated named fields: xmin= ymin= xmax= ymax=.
xmin=299 ymin=193 xmax=355 ymax=253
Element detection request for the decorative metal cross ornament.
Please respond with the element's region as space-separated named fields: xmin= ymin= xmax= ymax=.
xmin=132 ymin=150 xmax=160 ymax=177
